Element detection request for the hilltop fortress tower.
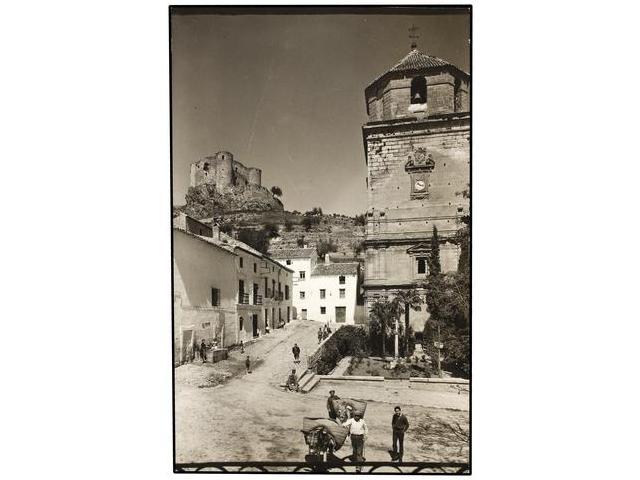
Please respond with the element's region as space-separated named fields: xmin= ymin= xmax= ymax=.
xmin=190 ymin=151 xmax=262 ymax=192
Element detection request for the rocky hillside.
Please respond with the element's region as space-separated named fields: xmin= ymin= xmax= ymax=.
xmin=190 ymin=210 xmax=365 ymax=258
xmin=178 ymin=183 xmax=283 ymax=219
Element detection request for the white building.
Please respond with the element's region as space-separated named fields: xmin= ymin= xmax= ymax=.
xmin=271 ymin=248 xmax=360 ymax=325
xmin=173 ymin=214 xmax=294 ymax=362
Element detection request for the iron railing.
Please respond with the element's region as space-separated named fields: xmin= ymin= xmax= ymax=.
xmin=175 ymin=461 xmax=469 ymax=474
xmin=238 ymin=293 xmax=250 ymax=304
xmin=253 ymin=294 xmax=263 ymax=305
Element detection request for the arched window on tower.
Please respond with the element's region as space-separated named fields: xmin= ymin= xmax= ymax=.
xmin=410 ymin=76 xmax=427 ymax=105
xmin=203 ymin=162 xmax=209 ymax=172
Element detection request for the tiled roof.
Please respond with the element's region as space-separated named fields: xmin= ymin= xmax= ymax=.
xmin=368 ymin=48 xmax=468 ymax=88
xmin=312 ymin=262 xmax=359 ymax=276
xmin=389 ymin=49 xmax=452 ymax=72
xmin=269 ymin=248 xmax=316 ymax=259
xmin=173 ymin=225 xmax=293 ymax=272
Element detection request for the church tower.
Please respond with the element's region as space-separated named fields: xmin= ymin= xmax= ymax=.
xmin=362 ymin=46 xmax=470 ymax=324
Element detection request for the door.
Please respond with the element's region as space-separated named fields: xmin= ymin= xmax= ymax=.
xmin=301 ymin=309 xmax=307 ymax=320
xmin=335 ymin=306 xmax=346 ymax=323
xmin=252 ymin=314 xmax=259 ymax=338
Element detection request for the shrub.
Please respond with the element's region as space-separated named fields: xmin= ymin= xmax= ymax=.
xmin=354 ymin=214 xmax=366 ymax=226
xmin=284 ymin=220 xmax=293 ymax=232
xmin=309 ymin=326 xmax=369 ymax=374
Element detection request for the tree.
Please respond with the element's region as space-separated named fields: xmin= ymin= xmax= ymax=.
xmin=316 ymin=238 xmax=338 ymax=261
xmin=428 ymin=225 xmax=441 ymax=277
xmin=284 ymin=220 xmax=293 ymax=232
xmin=352 ymin=240 xmax=365 ymax=256
xmin=354 ymin=214 xmax=366 ymax=226
xmin=296 ymin=236 xmax=305 ymax=247
xmin=393 ymin=289 xmax=423 ymax=359
xmin=369 ymin=300 xmax=392 ymax=357
xmin=271 ymin=186 xmax=283 ymax=197
xmin=237 ymin=229 xmax=270 ymax=254
xmin=263 ymin=222 xmax=280 ymax=238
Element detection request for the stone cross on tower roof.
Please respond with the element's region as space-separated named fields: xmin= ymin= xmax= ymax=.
xmin=408 ymin=24 xmax=420 ymax=50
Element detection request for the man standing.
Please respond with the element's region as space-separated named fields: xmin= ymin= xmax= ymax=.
xmin=391 ymin=406 xmax=409 ymax=462
xmin=343 ymin=413 xmax=368 ymax=472
xmin=292 ymin=343 xmax=301 ymax=363
xmin=245 ymin=355 xmax=251 ymax=374
xmin=200 ymin=339 xmax=207 ymax=362
xmin=326 ymin=390 xmax=340 ymax=420
xmin=317 ymin=328 xmax=323 ymax=344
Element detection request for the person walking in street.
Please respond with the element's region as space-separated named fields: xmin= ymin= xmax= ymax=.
xmin=240 ymin=340 xmax=244 ymax=354
xmin=326 ymin=390 xmax=340 ymax=420
xmin=343 ymin=413 xmax=368 ymax=472
xmin=292 ymin=343 xmax=301 ymax=363
xmin=245 ymin=355 xmax=251 ymax=374
xmin=200 ymin=339 xmax=207 ymax=362
xmin=391 ymin=406 xmax=409 ymax=462
xmin=317 ymin=328 xmax=323 ymax=344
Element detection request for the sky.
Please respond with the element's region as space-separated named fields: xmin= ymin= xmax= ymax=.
xmin=171 ymin=7 xmax=470 ymax=215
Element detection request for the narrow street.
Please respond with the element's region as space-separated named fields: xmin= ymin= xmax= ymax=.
xmin=175 ymin=319 xmax=468 ymax=464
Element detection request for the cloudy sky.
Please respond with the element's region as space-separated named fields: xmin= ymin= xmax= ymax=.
xmin=171 ymin=7 xmax=470 ymax=215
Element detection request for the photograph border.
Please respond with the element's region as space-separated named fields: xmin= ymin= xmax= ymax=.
xmin=169 ymin=4 xmax=472 ymax=474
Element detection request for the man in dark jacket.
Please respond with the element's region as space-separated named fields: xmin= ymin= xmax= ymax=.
xmin=200 ymin=339 xmax=207 ymax=362
xmin=326 ymin=390 xmax=340 ymax=420
xmin=391 ymin=406 xmax=409 ymax=462
xmin=292 ymin=343 xmax=301 ymax=362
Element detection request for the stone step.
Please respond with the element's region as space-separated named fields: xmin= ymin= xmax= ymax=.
xmin=298 ymin=371 xmax=316 ymax=391
xmin=301 ymin=374 xmax=320 ymax=393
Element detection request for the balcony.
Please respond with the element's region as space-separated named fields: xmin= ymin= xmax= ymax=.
xmin=238 ymin=293 xmax=250 ymax=305
xmin=276 ymin=292 xmax=284 ymax=301
xmin=253 ymin=295 xmax=263 ymax=305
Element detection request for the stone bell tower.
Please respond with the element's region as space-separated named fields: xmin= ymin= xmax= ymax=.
xmin=362 ymin=45 xmax=470 ymax=326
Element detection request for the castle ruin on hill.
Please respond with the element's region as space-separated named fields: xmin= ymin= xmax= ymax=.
xmin=190 ymin=151 xmax=262 ymax=192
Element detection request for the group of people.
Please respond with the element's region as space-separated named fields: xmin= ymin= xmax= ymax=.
xmin=184 ymin=338 xmax=215 ymax=364
xmin=324 ymin=390 xmax=410 ymax=471
xmin=317 ymin=324 xmax=332 ymax=344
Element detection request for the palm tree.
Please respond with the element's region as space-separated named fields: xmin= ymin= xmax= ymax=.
xmin=369 ymin=300 xmax=393 ymax=357
xmin=393 ymin=289 xmax=423 ymax=358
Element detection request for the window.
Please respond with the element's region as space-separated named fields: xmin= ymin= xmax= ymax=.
xmin=410 ymin=76 xmax=427 ymax=104
xmin=417 ymin=257 xmax=427 ymax=274
xmin=339 ymin=275 xmax=345 ymax=285
xmin=211 ymin=288 xmax=219 ymax=306
xmin=202 ymin=322 xmax=210 ymax=329
xmin=300 ymin=291 xmax=305 ymax=299
xmin=339 ymin=288 xmax=345 ymax=299
xmin=253 ymin=263 xmax=257 ymax=273
xmin=239 ymin=257 xmax=243 ymax=268
xmin=320 ymin=289 xmax=326 ymax=299
xmin=320 ymin=306 xmax=326 ymax=314
xmin=285 ymin=285 xmax=289 ymax=300
xmin=239 ymin=317 xmax=244 ymax=331
xmin=299 ymin=271 xmax=306 ymax=280
xmin=286 ymin=259 xmax=292 ymax=265
xmin=239 ymin=280 xmax=244 ymax=295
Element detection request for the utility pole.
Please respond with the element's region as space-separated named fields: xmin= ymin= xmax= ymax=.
xmin=435 ymin=324 xmax=443 ymax=378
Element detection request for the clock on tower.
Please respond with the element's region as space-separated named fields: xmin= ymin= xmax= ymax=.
xmin=405 ymin=148 xmax=435 ymax=199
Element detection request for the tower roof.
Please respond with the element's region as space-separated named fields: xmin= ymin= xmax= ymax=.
xmin=367 ymin=48 xmax=469 ymax=92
